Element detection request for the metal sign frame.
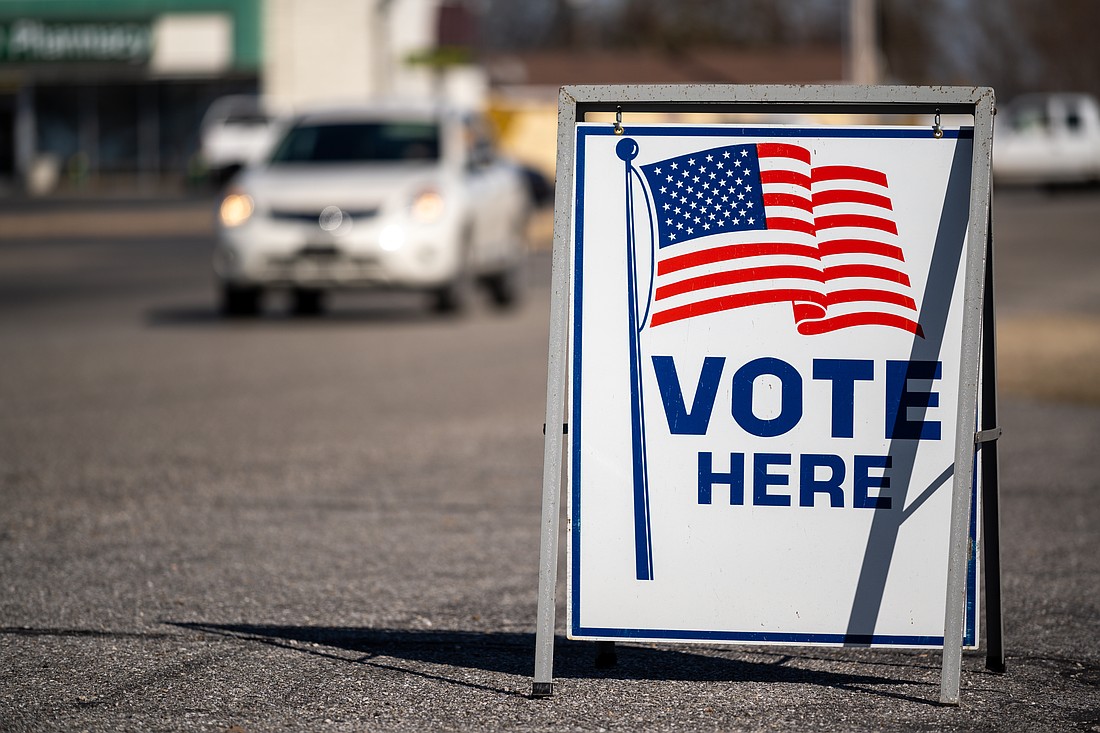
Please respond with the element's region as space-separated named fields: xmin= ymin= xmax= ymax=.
xmin=532 ymin=84 xmax=1001 ymax=706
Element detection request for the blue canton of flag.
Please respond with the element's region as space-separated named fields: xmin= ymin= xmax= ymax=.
xmin=639 ymin=144 xmax=768 ymax=248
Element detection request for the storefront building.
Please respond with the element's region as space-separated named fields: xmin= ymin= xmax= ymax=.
xmin=0 ymin=0 xmax=262 ymax=192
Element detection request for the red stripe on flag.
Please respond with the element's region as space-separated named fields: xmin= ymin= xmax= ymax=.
xmin=651 ymin=289 xmax=826 ymax=328
xmin=825 ymin=288 xmax=918 ymax=311
xmin=812 ymin=189 xmax=893 ymax=210
xmin=763 ymin=193 xmax=813 ymax=212
xmin=657 ymin=242 xmax=820 ymax=275
xmin=756 ymin=143 xmax=812 ymax=164
xmin=793 ymin=301 xmax=828 ymax=323
xmin=824 ymin=264 xmax=912 ymax=286
xmin=816 ymin=214 xmax=898 ymax=235
xmin=766 ymin=216 xmax=816 ymax=235
xmin=760 ymin=170 xmax=811 ymax=189
xmin=818 ymin=238 xmax=904 ymax=260
xmin=654 ymin=265 xmax=825 ymax=301
xmin=796 ymin=312 xmax=924 ymax=337
xmin=812 ymin=165 xmax=889 ymax=186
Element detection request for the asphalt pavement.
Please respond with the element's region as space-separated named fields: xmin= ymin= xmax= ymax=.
xmin=0 ymin=188 xmax=1098 ymax=732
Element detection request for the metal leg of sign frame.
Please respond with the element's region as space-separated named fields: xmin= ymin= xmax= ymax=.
xmin=532 ymin=324 xmax=568 ymax=699
xmin=939 ymin=92 xmax=996 ymax=706
xmin=980 ymin=208 xmax=1006 ymax=675
xmin=532 ymin=89 xmax=578 ymax=698
xmin=943 ymin=196 xmax=1005 ymax=705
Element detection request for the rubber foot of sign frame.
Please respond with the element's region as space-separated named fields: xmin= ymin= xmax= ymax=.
xmin=531 ymin=682 xmax=554 ymax=698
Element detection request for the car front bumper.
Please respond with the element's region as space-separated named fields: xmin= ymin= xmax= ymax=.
xmin=215 ymin=213 xmax=461 ymax=289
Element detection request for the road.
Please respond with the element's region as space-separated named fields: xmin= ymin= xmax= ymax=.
xmin=0 ymin=189 xmax=1098 ymax=732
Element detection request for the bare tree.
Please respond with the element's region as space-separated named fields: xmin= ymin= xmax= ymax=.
xmin=1006 ymin=0 xmax=1100 ymax=96
xmin=475 ymin=0 xmax=1100 ymax=99
xmin=879 ymin=0 xmax=1100 ymax=99
xmin=477 ymin=0 xmax=845 ymax=51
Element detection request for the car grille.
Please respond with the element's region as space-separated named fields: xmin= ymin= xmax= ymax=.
xmin=263 ymin=252 xmax=384 ymax=283
xmin=269 ymin=207 xmax=380 ymax=223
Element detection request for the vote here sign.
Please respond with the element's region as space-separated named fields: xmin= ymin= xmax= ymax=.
xmin=567 ymin=123 xmax=979 ymax=648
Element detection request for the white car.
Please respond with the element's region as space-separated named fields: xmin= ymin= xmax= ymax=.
xmin=213 ymin=103 xmax=531 ymax=315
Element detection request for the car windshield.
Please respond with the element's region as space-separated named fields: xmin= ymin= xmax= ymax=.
xmin=1008 ymin=101 xmax=1049 ymax=133
xmin=269 ymin=122 xmax=440 ymax=163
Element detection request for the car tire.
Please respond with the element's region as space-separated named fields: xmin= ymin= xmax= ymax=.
xmin=432 ymin=240 xmax=474 ymax=315
xmin=220 ymin=283 xmax=262 ymax=317
xmin=484 ymin=263 xmax=525 ymax=309
xmin=291 ymin=287 xmax=326 ymax=317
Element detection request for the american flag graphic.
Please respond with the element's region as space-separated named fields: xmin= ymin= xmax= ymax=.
xmin=638 ymin=142 xmax=923 ymax=335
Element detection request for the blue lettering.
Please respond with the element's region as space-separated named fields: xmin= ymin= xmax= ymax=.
xmin=799 ymin=453 xmax=846 ymax=507
xmin=732 ymin=358 xmax=803 ymax=437
xmin=813 ymin=359 xmax=874 ymax=438
xmin=692 ymin=453 xmax=894 ymax=509
xmin=753 ymin=453 xmax=792 ymax=506
xmin=885 ymin=361 xmax=942 ymax=440
xmin=698 ymin=452 xmax=745 ymax=505
xmin=854 ymin=454 xmax=892 ymax=509
xmin=653 ymin=357 xmax=944 ymax=443
xmin=652 ymin=355 xmax=724 ymax=435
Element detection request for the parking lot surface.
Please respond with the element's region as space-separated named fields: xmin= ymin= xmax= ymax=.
xmin=0 ymin=189 xmax=1098 ymax=731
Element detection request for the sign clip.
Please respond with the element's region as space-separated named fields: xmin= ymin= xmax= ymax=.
xmin=933 ymin=109 xmax=944 ymax=139
xmin=975 ymin=426 xmax=1002 ymax=444
xmin=614 ymin=106 xmax=624 ymax=135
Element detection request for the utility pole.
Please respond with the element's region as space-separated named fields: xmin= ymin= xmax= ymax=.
xmin=849 ymin=0 xmax=880 ymax=85
xmin=372 ymin=0 xmax=396 ymax=99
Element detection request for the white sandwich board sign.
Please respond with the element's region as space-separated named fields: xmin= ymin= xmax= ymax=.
xmin=533 ymin=86 xmax=1000 ymax=706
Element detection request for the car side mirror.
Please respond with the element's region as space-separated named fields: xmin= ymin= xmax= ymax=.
xmin=468 ymin=140 xmax=494 ymax=171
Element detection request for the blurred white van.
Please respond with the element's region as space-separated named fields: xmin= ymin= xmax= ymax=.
xmin=199 ymin=95 xmax=281 ymax=186
xmin=994 ymin=93 xmax=1100 ymax=186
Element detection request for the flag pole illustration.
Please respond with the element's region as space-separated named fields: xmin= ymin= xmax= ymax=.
xmin=616 ymin=137 xmax=655 ymax=581
xmin=616 ymin=135 xmax=924 ymax=582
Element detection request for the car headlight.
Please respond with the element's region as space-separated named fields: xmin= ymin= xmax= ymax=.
xmin=410 ymin=189 xmax=445 ymax=223
xmin=378 ymin=224 xmax=405 ymax=252
xmin=219 ymin=192 xmax=254 ymax=227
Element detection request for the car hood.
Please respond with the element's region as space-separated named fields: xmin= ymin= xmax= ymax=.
xmin=240 ymin=163 xmax=444 ymax=212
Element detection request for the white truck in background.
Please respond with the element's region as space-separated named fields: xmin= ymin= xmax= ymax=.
xmin=994 ymin=93 xmax=1100 ymax=187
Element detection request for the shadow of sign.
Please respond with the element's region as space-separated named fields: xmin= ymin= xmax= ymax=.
xmin=168 ymin=622 xmax=938 ymax=704
xmin=143 ymin=299 xmax=446 ymax=328
xmin=845 ymin=136 xmax=975 ymax=642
